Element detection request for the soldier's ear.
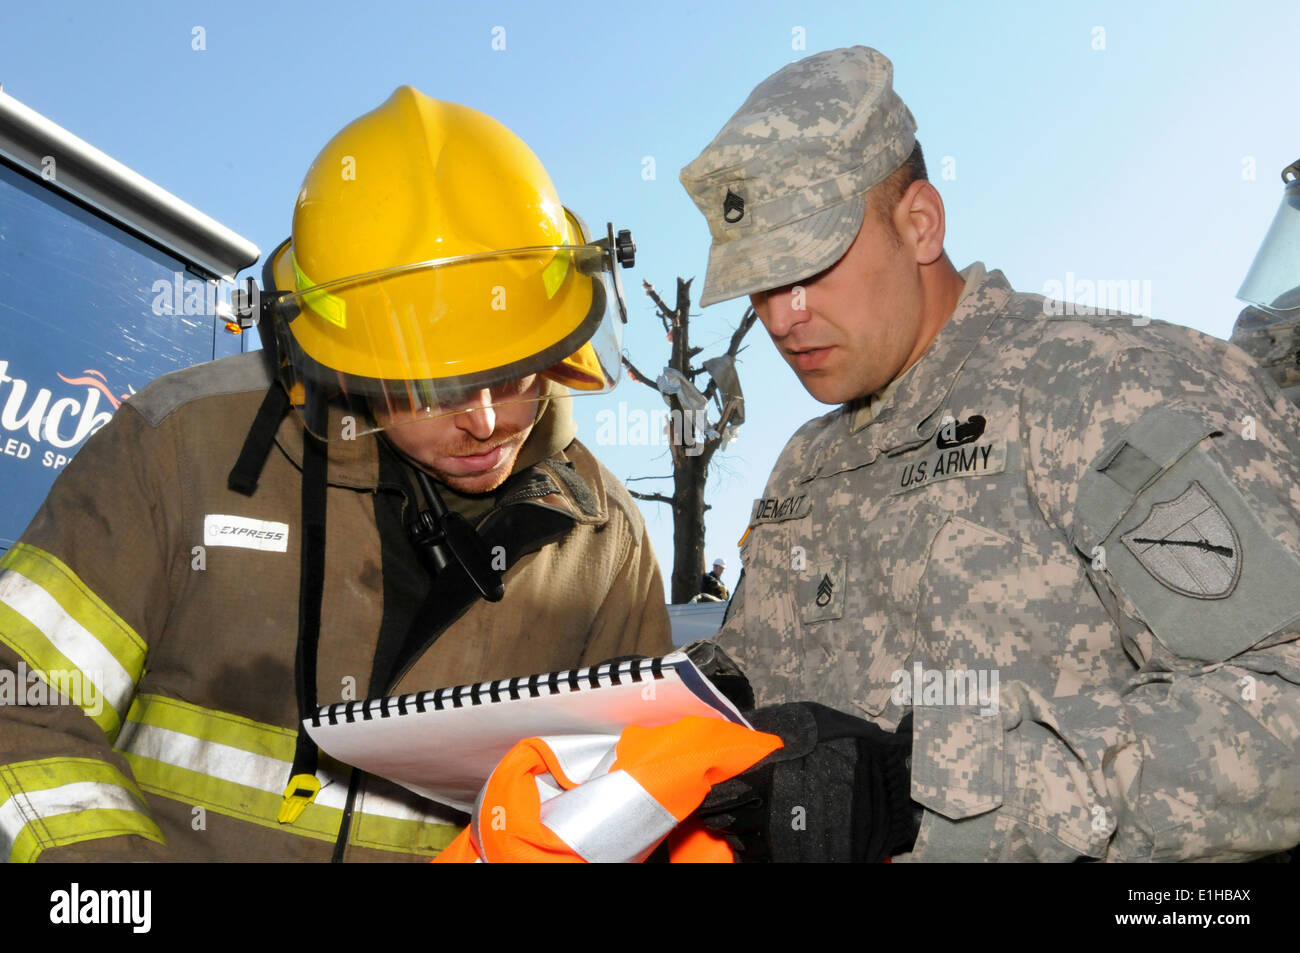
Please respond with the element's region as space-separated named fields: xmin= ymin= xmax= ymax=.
xmin=898 ymin=180 xmax=946 ymax=266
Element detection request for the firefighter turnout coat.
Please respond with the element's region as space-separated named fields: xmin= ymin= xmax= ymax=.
xmin=0 ymin=352 xmax=672 ymax=861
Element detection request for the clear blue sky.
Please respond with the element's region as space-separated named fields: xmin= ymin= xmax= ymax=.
xmin=2 ymin=0 xmax=1296 ymax=592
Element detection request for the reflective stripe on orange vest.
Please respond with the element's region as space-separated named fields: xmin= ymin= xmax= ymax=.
xmin=433 ymin=715 xmax=781 ymax=863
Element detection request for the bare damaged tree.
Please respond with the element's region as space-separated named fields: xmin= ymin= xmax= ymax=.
xmin=622 ymin=276 xmax=757 ymax=604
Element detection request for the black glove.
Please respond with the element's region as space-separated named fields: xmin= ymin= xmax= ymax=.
xmin=697 ymin=702 xmax=918 ymax=862
xmin=684 ymin=639 xmax=754 ymax=711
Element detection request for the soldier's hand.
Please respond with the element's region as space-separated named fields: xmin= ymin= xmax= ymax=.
xmin=695 ymin=702 xmax=918 ymax=862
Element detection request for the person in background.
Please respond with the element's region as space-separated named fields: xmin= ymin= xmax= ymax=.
xmin=700 ymin=557 xmax=729 ymax=601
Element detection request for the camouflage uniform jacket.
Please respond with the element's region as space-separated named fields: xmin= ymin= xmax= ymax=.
xmin=716 ymin=263 xmax=1300 ymax=861
xmin=0 ymin=352 xmax=671 ymax=861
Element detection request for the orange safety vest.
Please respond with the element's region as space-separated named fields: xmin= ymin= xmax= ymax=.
xmin=434 ymin=716 xmax=781 ymax=863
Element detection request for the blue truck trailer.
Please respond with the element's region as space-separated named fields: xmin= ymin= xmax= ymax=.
xmin=0 ymin=87 xmax=260 ymax=552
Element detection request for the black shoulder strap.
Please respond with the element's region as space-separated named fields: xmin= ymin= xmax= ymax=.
xmin=279 ymin=402 xmax=328 ymax=824
xmin=228 ymin=383 xmax=290 ymax=496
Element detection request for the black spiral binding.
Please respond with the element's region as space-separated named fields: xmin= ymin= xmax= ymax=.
xmin=309 ymin=657 xmax=669 ymax=729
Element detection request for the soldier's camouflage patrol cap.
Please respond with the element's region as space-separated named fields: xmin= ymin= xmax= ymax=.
xmin=680 ymin=46 xmax=917 ymax=307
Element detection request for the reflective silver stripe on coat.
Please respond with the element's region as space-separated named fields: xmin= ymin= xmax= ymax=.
xmin=0 ymin=781 xmax=146 ymax=860
xmin=0 ymin=571 xmax=135 ymax=716
xmin=119 ymin=722 xmax=450 ymax=822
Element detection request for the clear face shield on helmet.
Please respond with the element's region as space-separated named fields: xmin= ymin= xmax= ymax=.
xmin=264 ymin=212 xmax=633 ymax=442
xmin=1237 ymin=160 xmax=1300 ymax=318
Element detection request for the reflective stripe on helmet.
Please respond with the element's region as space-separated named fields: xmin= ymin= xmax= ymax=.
xmin=292 ymin=251 xmax=347 ymax=329
xmin=540 ymin=215 xmax=575 ymax=298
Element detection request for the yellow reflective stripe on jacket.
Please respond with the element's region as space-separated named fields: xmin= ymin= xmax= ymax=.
xmin=118 ymin=694 xmax=459 ymax=854
xmin=0 ymin=544 xmax=146 ymax=740
xmin=0 ymin=757 xmax=164 ymax=863
xmin=349 ymin=784 xmax=461 ymax=855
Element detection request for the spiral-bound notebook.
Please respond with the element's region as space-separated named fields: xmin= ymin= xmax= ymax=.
xmin=304 ymin=651 xmax=747 ymax=812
